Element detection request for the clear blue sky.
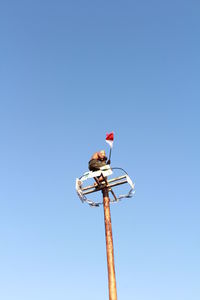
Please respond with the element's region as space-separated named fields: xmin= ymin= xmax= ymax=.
xmin=0 ymin=1 xmax=200 ymax=299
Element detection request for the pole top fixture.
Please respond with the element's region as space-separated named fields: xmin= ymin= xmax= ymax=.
xmin=76 ymin=165 xmax=135 ymax=207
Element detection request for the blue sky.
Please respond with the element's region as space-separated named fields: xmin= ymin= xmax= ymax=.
xmin=0 ymin=1 xmax=200 ymax=299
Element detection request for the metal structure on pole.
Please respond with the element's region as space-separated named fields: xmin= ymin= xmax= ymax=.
xmin=76 ymin=167 xmax=135 ymax=299
xmin=75 ymin=135 xmax=135 ymax=299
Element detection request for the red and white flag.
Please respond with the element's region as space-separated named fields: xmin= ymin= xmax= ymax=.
xmin=106 ymin=132 xmax=114 ymax=148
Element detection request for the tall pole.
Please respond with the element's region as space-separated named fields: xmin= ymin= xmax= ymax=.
xmin=102 ymin=187 xmax=117 ymax=300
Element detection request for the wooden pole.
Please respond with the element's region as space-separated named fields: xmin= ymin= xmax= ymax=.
xmin=102 ymin=187 xmax=117 ymax=300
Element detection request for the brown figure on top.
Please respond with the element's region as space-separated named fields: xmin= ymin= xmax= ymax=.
xmin=88 ymin=150 xmax=110 ymax=183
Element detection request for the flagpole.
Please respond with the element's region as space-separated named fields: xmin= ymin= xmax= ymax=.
xmin=108 ymin=148 xmax=112 ymax=162
xmin=106 ymin=132 xmax=114 ymax=164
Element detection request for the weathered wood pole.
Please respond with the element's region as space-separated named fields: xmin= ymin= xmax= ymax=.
xmin=102 ymin=187 xmax=117 ymax=300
